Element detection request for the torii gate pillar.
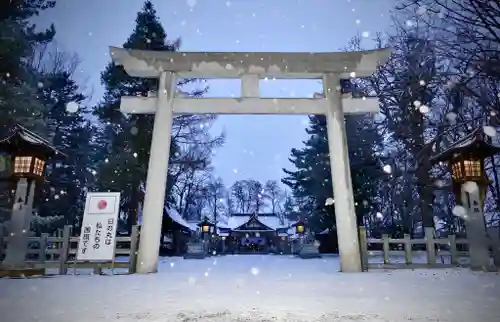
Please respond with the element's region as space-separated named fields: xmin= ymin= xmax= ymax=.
xmin=110 ymin=47 xmax=391 ymax=273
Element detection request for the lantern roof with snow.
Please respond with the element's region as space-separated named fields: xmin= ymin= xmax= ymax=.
xmin=197 ymin=216 xmax=215 ymax=228
xmin=0 ymin=124 xmax=62 ymax=158
xmin=430 ymin=127 xmax=500 ymax=163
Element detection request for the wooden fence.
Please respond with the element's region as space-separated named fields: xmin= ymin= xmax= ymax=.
xmin=358 ymin=226 xmax=500 ymax=270
xmin=0 ymin=225 xmax=139 ymax=275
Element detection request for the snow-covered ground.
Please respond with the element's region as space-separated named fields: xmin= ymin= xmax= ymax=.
xmin=1 ymin=254 xmax=499 ymax=321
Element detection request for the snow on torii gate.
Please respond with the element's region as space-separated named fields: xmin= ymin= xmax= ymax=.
xmin=109 ymin=47 xmax=391 ymax=273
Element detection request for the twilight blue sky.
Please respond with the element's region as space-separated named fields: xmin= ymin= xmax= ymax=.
xmin=36 ymin=0 xmax=395 ymax=187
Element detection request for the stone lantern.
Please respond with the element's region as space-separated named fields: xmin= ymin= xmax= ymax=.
xmin=0 ymin=125 xmax=61 ymax=273
xmin=430 ymin=127 xmax=500 ymax=270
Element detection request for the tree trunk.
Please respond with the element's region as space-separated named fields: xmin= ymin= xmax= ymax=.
xmin=417 ymin=158 xmax=434 ymax=228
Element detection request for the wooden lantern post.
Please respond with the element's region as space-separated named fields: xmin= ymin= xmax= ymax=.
xmin=430 ymin=128 xmax=500 ymax=270
xmin=0 ymin=125 xmax=61 ymax=272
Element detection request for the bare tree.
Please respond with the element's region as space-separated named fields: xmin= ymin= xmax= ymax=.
xmin=263 ymin=180 xmax=284 ymax=213
xmin=231 ymin=180 xmax=250 ymax=213
xmin=248 ymin=180 xmax=266 ymax=213
xmin=204 ymin=177 xmax=226 ymax=224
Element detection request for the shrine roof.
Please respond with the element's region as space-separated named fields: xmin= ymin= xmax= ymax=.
xmin=164 ymin=207 xmax=197 ymax=231
xmin=109 ymin=46 xmax=391 ymax=79
xmin=227 ymin=213 xmax=289 ymax=230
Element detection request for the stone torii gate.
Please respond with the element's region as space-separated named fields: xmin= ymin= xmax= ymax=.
xmin=109 ymin=47 xmax=391 ymax=273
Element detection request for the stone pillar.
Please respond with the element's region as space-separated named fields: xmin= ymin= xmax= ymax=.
xmin=136 ymin=71 xmax=176 ymax=274
xmin=461 ymin=185 xmax=490 ymax=270
xmin=4 ymin=178 xmax=36 ymax=266
xmin=323 ymin=73 xmax=362 ymax=272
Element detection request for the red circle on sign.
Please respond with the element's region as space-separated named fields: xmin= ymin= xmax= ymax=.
xmin=97 ymin=200 xmax=107 ymax=210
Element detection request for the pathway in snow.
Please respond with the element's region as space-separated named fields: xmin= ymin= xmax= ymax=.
xmin=1 ymin=255 xmax=499 ymax=321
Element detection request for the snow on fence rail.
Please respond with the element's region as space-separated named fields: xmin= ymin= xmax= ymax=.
xmin=358 ymin=226 xmax=500 ymax=270
xmin=0 ymin=225 xmax=140 ymax=275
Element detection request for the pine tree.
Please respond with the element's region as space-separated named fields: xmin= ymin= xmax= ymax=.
xmin=282 ymin=115 xmax=336 ymax=230
xmin=94 ymin=1 xmax=209 ymax=232
xmin=36 ymin=70 xmax=96 ymax=230
xmin=0 ymin=0 xmax=56 ymax=135
xmin=282 ymin=114 xmax=383 ymax=231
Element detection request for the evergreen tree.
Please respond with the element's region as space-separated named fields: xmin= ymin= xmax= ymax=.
xmin=283 ymin=115 xmax=334 ymax=230
xmin=94 ymin=1 xmax=209 ymax=232
xmin=36 ymin=70 xmax=96 ymax=230
xmin=0 ymin=0 xmax=56 ymax=135
xmin=282 ymin=114 xmax=383 ymax=231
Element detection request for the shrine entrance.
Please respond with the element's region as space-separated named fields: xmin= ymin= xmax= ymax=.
xmin=230 ymin=213 xmax=279 ymax=254
xmin=110 ymin=47 xmax=391 ymax=273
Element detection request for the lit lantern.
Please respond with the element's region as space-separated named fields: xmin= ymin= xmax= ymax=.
xmin=430 ymin=128 xmax=500 ymax=207
xmin=198 ymin=216 xmax=214 ymax=235
xmin=0 ymin=125 xmax=60 ymax=180
xmin=295 ymin=219 xmax=305 ymax=235
xmin=0 ymin=125 xmax=61 ymax=271
xmin=430 ymin=127 xmax=500 ymax=271
xmin=13 ymin=156 xmax=46 ymax=177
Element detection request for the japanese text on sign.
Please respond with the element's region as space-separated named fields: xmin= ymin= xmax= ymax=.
xmin=94 ymin=222 xmax=102 ymax=249
xmin=105 ymin=218 xmax=114 ymax=245
xmin=80 ymin=225 xmax=92 ymax=255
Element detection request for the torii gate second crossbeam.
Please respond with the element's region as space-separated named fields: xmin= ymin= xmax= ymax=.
xmin=109 ymin=47 xmax=391 ymax=274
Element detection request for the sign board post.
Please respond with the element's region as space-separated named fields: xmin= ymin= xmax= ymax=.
xmin=77 ymin=192 xmax=120 ymax=262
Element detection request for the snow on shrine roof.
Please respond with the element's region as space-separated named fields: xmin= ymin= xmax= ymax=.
xmin=227 ymin=215 xmax=252 ymax=229
xmin=109 ymin=46 xmax=391 ymax=79
xmin=165 ymin=207 xmax=196 ymax=231
xmin=227 ymin=213 xmax=289 ymax=230
xmin=216 ymin=222 xmax=231 ymax=229
xmin=0 ymin=124 xmax=63 ymax=156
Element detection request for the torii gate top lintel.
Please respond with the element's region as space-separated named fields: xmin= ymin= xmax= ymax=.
xmin=109 ymin=46 xmax=391 ymax=79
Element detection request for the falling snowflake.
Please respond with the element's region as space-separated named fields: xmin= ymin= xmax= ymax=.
xmin=65 ymin=101 xmax=79 ymax=113
xmin=416 ymin=6 xmax=427 ymax=16
xmin=446 ymin=112 xmax=457 ymax=124
xmin=419 ymin=105 xmax=429 ymax=114
xmin=452 ymin=205 xmax=468 ymax=220
xmin=483 ymin=125 xmax=496 ymax=138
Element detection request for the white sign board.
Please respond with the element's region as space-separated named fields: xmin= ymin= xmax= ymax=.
xmin=77 ymin=192 xmax=120 ymax=261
